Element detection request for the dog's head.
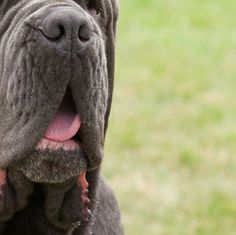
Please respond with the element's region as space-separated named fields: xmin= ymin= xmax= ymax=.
xmin=0 ymin=0 xmax=118 ymax=231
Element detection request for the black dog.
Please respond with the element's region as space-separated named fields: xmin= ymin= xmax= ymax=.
xmin=0 ymin=0 xmax=123 ymax=234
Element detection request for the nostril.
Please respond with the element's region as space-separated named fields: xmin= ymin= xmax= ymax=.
xmin=58 ymin=24 xmax=65 ymax=38
xmin=78 ymin=24 xmax=92 ymax=42
xmin=41 ymin=23 xmax=65 ymax=41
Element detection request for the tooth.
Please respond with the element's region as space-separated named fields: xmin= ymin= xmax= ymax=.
xmin=87 ymin=209 xmax=92 ymax=217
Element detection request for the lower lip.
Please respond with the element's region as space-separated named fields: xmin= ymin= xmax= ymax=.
xmin=36 ymin=138 xmax=80 ymax=151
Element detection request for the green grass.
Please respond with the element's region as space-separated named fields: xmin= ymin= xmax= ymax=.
xmin=102 ymin=0 xmax=236 ymax=234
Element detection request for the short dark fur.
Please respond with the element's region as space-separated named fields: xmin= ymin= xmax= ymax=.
xmin=0 ymin=0 xmax=123 ymax=234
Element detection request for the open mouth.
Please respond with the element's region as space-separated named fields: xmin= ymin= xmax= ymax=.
xmin=15 ymin=87 xmax=88 ymax=184
xmin=37 ymin=87 xmax=82 ymax=152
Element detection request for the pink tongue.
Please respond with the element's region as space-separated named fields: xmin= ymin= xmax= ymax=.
xmin=44 ymin=112 xmax=81 ymax=142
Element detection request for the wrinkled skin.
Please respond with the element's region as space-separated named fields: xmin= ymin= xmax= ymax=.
xmin=0 ymin=0 xmax=123 ymax=234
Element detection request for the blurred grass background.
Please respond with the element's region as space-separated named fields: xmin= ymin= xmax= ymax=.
xmin=102 ymin=0 xmax=236 ymax=234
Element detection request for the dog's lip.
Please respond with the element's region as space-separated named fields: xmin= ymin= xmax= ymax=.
xmin=36 ymin=137 xmax=80 ymax=151
xmin=16 ymin=147 xmax=88 ymax=183
xmin=17 ymin=138 xmax=87 ymax=184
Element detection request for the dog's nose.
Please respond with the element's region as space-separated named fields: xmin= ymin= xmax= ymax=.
xmin=40 ymin=9 xmax=92 ymax=51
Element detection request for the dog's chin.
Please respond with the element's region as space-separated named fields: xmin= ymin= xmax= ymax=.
xmin=6 ymin=139 xmax=91 ymax=231
xmin=14 ymin=139 xmax=87 ymax=184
